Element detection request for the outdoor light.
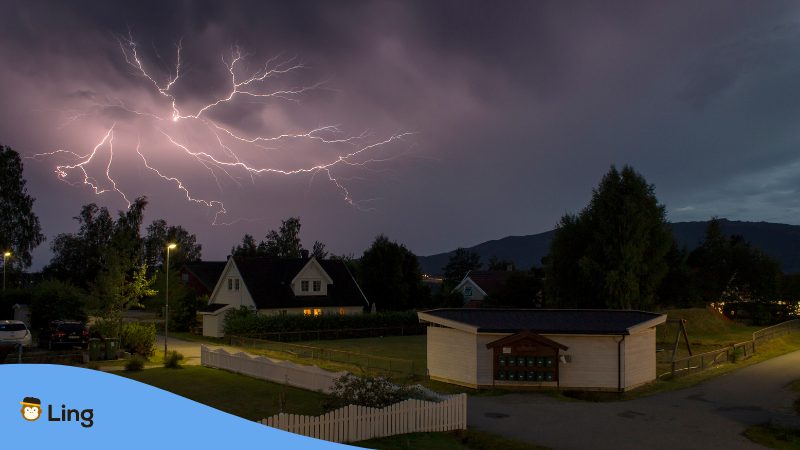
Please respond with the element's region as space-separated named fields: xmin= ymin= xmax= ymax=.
xmin=164 ymin=243 xmax=178 ymax=359
xmin=2 ymin=251 xmax=11 ymax=292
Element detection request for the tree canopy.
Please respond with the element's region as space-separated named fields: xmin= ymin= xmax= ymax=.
xmin=144 ymin=219 xmax=202 ymax=270
xmin=442 ymin=248 xmax=482 ymax=288
xmin=0 ymin=145 xmax=45 ymax=269
xmin=544 ymin=165 xmax=673 ymax=310
xmin=232 ymin=217 xmax=312 ymax=259
xmin=358 ymin=234 xmax=428 ymax=311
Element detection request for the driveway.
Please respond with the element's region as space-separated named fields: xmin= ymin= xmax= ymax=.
xmin=155 ymin=334 xmax=203 ymax=365
xmin=469 ymin=350 xmax=800 ymax=450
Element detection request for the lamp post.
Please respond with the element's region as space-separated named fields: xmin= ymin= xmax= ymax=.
xmin=2 ymin=252 xmax=10 ymax=292
xmin=164 ymin=243 xmax=177 ymax=360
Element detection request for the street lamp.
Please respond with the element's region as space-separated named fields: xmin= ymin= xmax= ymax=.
xmin=164 ymin=243 xmax=177 ymax=359
xmin=2 ymin=252 xmax=11 ymax=292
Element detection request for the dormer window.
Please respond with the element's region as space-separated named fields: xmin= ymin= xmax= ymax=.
xmin=313 ymin=280 xmax=321 ymax=292
xmin=301 ymin=280 xmax=309 ymax=292
xmin=464 ymin=287 xmax=473 ymax=298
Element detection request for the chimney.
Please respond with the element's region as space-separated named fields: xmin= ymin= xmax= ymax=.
xmin=301 ymin=249 xmax=309 ymax=260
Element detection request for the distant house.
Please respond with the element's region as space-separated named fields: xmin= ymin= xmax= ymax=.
xmin=179 ymin=261 xmax=227 ymax=298
xmin=199 ymin=255 xmax=369 ymax=337
xmin=419 ymin=308 xmax=667 ymax=391
xmin=452 ymin=270 xmax=514 ymax=307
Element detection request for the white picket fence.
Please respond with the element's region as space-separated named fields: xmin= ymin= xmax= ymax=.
xmin=200 ymin=345 xmax=346 ymax=393
xmin=261 ymin=394 xmax=467 ymax=443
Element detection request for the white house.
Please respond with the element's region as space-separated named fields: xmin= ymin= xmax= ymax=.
xmin=418 ymin=308 xmax=667 ymax=391
xmin=199 ymin=255 xmax=369 ymax=337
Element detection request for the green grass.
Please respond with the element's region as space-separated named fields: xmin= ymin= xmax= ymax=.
xmin=168 ymin=331 xmax=226 ymax=345
xmin=744 ymin=425 xmax=800 ymax=449
xmin=304 ymin=335 xmax=427 ymax=371
xmin=116 ymin=365 xmax=327 ymax=420
xmin=354 ymin=429 xmax=548 ymax=450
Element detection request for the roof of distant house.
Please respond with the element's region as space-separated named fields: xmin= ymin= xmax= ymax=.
xmin=418 ymin=308 xmax=666 ymax=335
xmin=232 ymin=257 xmax=368 ymax=309
xmin=182 ymin=261 xmax=227 ymax=292
xmin=454 ymin=270 xmax=514 ymax=296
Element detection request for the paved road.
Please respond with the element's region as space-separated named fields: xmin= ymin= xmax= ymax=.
xmin=470 ymin=350 xmax=800 ymax=450
xmin=155 ymin=335 xmax=203 ymax=365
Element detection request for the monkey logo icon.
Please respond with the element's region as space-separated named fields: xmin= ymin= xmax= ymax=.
xmin=20 ymin=397 xmax=42 ymax=421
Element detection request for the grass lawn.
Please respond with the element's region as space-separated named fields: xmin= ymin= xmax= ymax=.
xmin=303 ymin=335 xmax=427 ymax=373
xmin=116 ymin=365 xmax=327 ymax=420
xmin=354 ymin=429 xmax=548 ymax=450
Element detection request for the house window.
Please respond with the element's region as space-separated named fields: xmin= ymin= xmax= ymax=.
xmin=181 ymin=273 xmax=189 ymax=282
xmin=280 ymin=310 xmax=287 ymax=316
xmin=228 ymin=278 xmax=233 ymax=290
xmin=313 ymin=280 xmax=321 ymax=292
xmin=234 ymin=279 xmax=240 ymax=291
xmin=464 ymin=287 xmax=473 ymax=298
xmin=313 ymin=308 xmax=322 ymax=316
xmin=301 ymin=280 xmax=309 ymax=292
xmin=339 ymin=307 xmax=346 ymax=316
xmin=303 ymin=308 xmax=311 ymax=316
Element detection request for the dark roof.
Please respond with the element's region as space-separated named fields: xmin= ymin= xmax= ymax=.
xmin=463 ymin=271 xmax=514 ymax=296
xmin=233 ymin=257 xmax=367 ymax=309
xmin=419 ymin=308 xmax=665 ymax=335
xmin=183 ymin=261 xmax=227 ymax=292
xmin=198 ymin=303 xmax=233 ymax=313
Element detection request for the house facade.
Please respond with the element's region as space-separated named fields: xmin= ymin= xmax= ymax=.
xmin=199 ymin=256 xmax=369 ymax=337
xmin=418 ymin=308 xmax=666 ymax=391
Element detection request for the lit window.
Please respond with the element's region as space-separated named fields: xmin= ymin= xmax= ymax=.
xmin=339 ymin=307 xmax=346 ymax=316
xmin=313 ymin=308 xmax=322 ymax=316
xmin=234 ymin=279 xmax=240 ymax=291
xmin=280 ymin=310 xmax=287 ymax=316
xmin=464 ymin=287 xmax=472 ymax=298
xmin=301 ymin=280 xmax=309 ymax=292
xmin=303 ymin=309 xmax=311 ymax=316
xmin=228 ymin=279 xmax=233 ymax=290
xmin=313 ymin=280 xmax=321 ymax=292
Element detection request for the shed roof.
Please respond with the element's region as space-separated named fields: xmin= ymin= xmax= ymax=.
xmin=418 ymin=308 xmax=666 ymax=335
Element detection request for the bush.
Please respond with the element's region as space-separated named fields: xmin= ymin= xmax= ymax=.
xmin=223 ymin=307 xmax=419 ymax=337
xmin=119 ymin=322 xmax=156 ymax=357
xmin=170 ymin=292 xmax=205 ymax=332
xmin=30 ymin=280 xmax=87 ymax=331
xmin=163 ymin=350 xmax=184 ymax=369
xmin=324 ymin=373 xmax=424 ymax=410
xmin=90 ymin=318 xmax=118 ymax=339
xmin=125 ymin=354 xmax=146 ymax=371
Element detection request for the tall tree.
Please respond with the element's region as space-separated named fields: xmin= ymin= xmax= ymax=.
xmin=144 ymin=219 xmax=202 ymax=269
xmin=359 ymin=234 xmax=428 ymax=310
xmin=231 ymin=234 xmax=261 ymax=257
xmin=262 ymin=216 xmax=304 ymax=258
xmin=0 ymin=145 xmax=45 ymax=269
xmin=311 ymin=240 xmax=328 ymax=260
xmin=544 ymin=165 xmax=673 ymax=310
xmin=442 ymin=248 xmax=482 ymax=288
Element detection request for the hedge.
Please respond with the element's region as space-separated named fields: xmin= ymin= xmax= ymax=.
xmin=223 ymin=307 xmax=420 ymax=337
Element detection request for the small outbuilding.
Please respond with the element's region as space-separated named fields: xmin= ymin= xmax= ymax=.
xmin=418 ymin=308 xmax=666 ymax=392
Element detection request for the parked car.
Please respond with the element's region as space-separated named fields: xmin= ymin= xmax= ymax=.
xmin=0 ymin=320 xmax=33 ymax=347
xmin=39 ymin=321 xmax=89 ymax=350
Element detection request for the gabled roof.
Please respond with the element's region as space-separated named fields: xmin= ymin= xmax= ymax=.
xmin=453 ymin=270 xmax=514 ymax=296
xmin=485 ymin=330 xmax=569 ymax=351
xmin=182 ymin=261 xmax=227 ymax=292
xmin=233 ymin=257 xmax=369 ymax=309
xmin=418 ymin=308 xmax=667 ymax=335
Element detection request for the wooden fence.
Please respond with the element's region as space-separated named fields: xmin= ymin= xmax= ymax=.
xmin=666 ymin=319 xmax=800 ymax=378
xmin=261 ymin=394 xmax=467 ymax=443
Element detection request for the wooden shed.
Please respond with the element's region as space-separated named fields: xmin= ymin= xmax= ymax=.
xmin=418 ymin=308 xmax=666 ymax=392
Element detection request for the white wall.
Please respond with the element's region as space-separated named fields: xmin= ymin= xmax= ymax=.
xmin=257 ymin=306 xmax=362 ymax=317
xmin=455 ymin=279 xmax=485 ymax=302
xmin=211 ymin=262 xmax=257 ymax=309
xmin=427 ymin=327 xmax=478 ymax=386
xmin=623 ymin=328 xmax=657 ymax=389
xmin=202 ymin=314 xmax=225 ymax=338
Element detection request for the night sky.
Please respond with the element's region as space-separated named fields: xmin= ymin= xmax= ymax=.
xmin=3 ymin=1 xmax=800 ymax=269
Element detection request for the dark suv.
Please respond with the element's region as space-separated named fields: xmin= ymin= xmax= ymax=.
xmin=39 ymin=321 xmax=89 ymax=350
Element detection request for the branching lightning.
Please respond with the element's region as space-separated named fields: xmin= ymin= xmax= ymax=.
xmin=29 ymin=34 xmax=411 ymax=223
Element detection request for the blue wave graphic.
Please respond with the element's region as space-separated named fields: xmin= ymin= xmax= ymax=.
xmin=0 ymin=364 xmax=356 ymax=449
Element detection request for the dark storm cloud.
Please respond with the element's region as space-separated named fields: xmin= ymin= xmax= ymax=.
xmin=2 ymin=1 xmax=800 ymax=269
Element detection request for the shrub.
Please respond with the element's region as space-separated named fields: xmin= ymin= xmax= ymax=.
xmin=323 ymin=373 xmax=424 ymax=410
xmin=119 ymin=322 xmax=157 ymax=357
xmin=163 ymin=350 xmax=184 ymax=369
xmin=90 ymin=318 xmax=118 ymax=339
xmin=30 ymin=280 xmax=87 ymax=331
xmin=125 ymin=355 xmax=146 ymax=371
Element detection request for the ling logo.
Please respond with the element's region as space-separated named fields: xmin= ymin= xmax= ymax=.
xmin=20 ymin=397 xmax=42 ymax=421
xmin=19 ymin=396 xmax=94 ymax=428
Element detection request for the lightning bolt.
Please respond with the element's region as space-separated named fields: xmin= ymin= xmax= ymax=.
xmin=29 ymin=34 xmax=412 ymax=223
